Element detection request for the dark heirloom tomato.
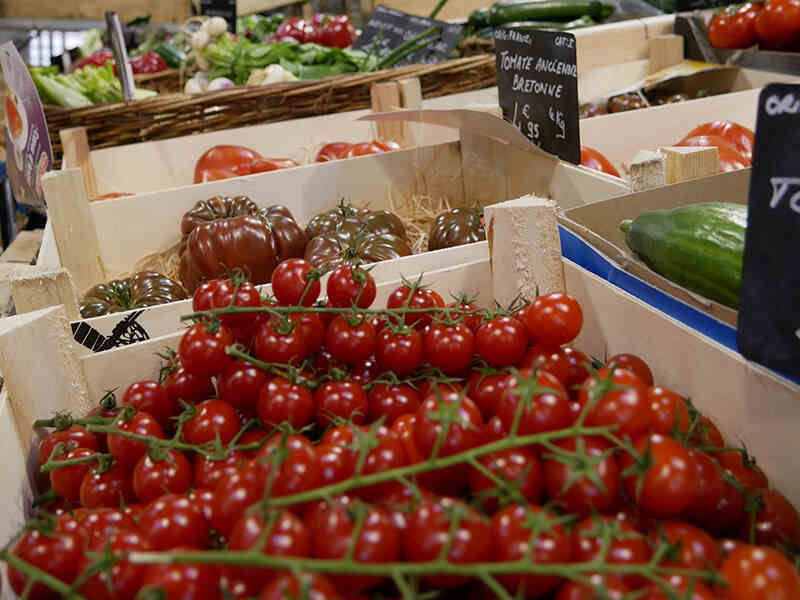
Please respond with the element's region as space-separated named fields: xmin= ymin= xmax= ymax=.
xmin=304 ymin=204 xmax=411 ymax=272
xmin=179 ymin=196 xmax=306 ymax=292
xmin=579 ymin=102 xmax=608 ymax=119
xmin=79 ymin=271 xmax=187 ymax=318
xmin=427 ymin=207 xmax=485 ymax=251
xmin=580 ymin=147 xmax=620 ymax=177
xmin=608 ymin=92 xmax=648 ymax=113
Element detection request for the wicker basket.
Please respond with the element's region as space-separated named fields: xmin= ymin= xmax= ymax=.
xmin=134 ymin=69 xmax=184 ymax=95
xmin=43 ymin=55 xmax=497 ymax=160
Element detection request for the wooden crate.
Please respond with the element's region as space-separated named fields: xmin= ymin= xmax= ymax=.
xmin=34 ymin=109 xmax=627 ymax=349
xmin=3 ymin=242 xmax=800 ymax=555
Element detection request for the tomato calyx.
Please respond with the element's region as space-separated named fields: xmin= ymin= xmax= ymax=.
xmin=506 ymin=367 xmax=567 ymax=434
xmin=543 ymin=438 xmax=615 ymax=498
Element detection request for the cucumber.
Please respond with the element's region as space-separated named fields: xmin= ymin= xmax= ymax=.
xmin=489 ymin=0 xmax=614 ymax=26
xmin=153 ymin=40 xmax=184 ymax=69
xmin=620 ymin=203 xmax=747 ymax=310
xmin=501 ymin=15 xmax=597 ymax=30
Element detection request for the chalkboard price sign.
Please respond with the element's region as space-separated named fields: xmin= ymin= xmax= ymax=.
xmin=352 ymin=6 xmax=464 ymax=66
xmin=494 ymin=27 xmax=580 ymax=164
xmin=737 ymin=83 xmax=800 ymax=379
xmin=200 ymin=0 xmax=236 ymax=32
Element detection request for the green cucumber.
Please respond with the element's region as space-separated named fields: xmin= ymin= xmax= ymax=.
xmin=153 ymin=40 xmax=184 ymax=69
xmin=620 ymin=203 xmax=747 ymax=310
xmin=489 ymin=0 xmax=614 ymax=26
xmin=500 ymin=15 xmax=597 ymax=30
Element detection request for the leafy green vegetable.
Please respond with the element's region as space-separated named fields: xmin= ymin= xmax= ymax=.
xmin=30 ymin=63 xmax=157 ymax=107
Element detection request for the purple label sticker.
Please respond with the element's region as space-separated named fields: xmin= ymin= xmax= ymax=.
xmin=0 ymin=42 xmax=53 ymax=209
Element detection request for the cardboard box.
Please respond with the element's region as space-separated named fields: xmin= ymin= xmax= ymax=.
xmin=36 ymin=109 xmax=627 ymax=351
xmin=2 ymin=251 xmax=799 ymax=554
xmin=559 ymin=169 xmax=749 ymax=327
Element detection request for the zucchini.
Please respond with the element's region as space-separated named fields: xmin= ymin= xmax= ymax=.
xmin=489 ymin=0 xmax=614 ymax=26
xmin=620 ymin=203 xmax=747 ymax=310
xmin=501 ymin=15 xmax=597 ymax=30
xmin=468 ymin=7 xmax=491 ymax=29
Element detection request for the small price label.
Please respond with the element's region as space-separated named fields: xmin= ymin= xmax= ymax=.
xmin=737 ymin=83 xmax=800 ymax=378
xmin=494 ymin=27 xmax=580 ymax=164
xmin=352 ymin=5 xmax=464 ymax=66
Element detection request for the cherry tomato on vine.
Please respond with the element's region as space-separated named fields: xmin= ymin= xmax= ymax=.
xmin=446 ymin=297 xmax=484 ymax=332
xmin=375 ymin=327 xmax=424 ymax=378
xmin=193 ymin=450 xmax=245 ymax=491
xmin=254 ymin=433 xmax=321 ymax=499
xmin=315 ymin=443 xmax=355 ymax=487
xmin=368 ymin=383 xmax=421 ymax=425
xmin=253 ymin=318 xmax=307 ymax=365
xmin=554 ymin=575 xmax=630 ymax=600
xmin=163 ymin=365 xmax=215 ymax=406
xmin=217 ymin=360 xmax=268 ymax=412
xmin=715 ymin=450 xmax=769 ymax=490
xmin=179 ymin=321 xmax=235 ymax=377
xmin=228 ymin=510 xmax=312 ymax=587
xmin=390 ymin=413 xmax=425 ymax=464
xmin=76 ymin=508 xmax=138 ymax=543
xmin=475 ymin=316 xmax=528 ymax=368
xmin=404 ymin=496 xmax=491 ymax=588
xmin=325 ymin=315 xmax=376 ymax=365
xmin=39 ymin=425 xmax=99 ymax=466
xmin=518 ymin=344 xmax=571 ymax=387
xmin=309 ymin=497 xmax=400 ymax=593
xmin=710 ymin=3 xmax=762 ymax=48
xmin=496 ymin=369 xmax=571 ymax=436
xmin=272 ymin=258 xmax=320 ymax=306
xmin=9 ymin=529 xmax=84 ymax=600
xmin=414 ymin=391 xmax=484 ymax=493
xmin=647 ymin=386 xmax=690 ymax=436
xmin=207 ymin=278 xmax=263 ymax=345
xmin=314 ymin=380 xmax=369 ymax=428
xmin=386 ymin=284 xmax=445 ymax=329
xmin=122 ymin=380 xmax=178 ymax=429
xmin=79 ymin=462 xmax=137 ymax=509
xmin=572 ymin=515 xmax=652 ymax=589
xmin=621 ymin=433 xmax=699 ymax=519
xmin=562 ymin=346 xmax=592 ymax=390
xmin=290 ymin=311 xmax=325 ymax=357
xmin=469 ymin=446 xmax=542 ymax=513
xmin=182 ymin=399 xmax=240 ymax=446
xmin=133 ymin=449 xmax=193 ymax=504
xmin=259 ymin=573 xmax=341 ymax=600
xmin=683 ymin=449 xmax=726 ymax=523
xmin=639 ymin=575 xmax=715 ymax=600
xmin=653 ymin=521 xmax=721 ymax=570
xmin=108 ymin=411 xmax=165 ymax=467
xmin=327 ymin=265 xmax=376 ymax=309
xmin=211 ymin=461 xmax=266 ymax=537
xmin=721 ymin=545 xmax=800 ymax=600
xmin=79 ymin=528 xmax=152 ymax=600
xmin=544 ymin=435 xmax=619 ymax=515
xmin=467 ymin=370 xmax=511 ymax=420
xmin=703 ymin=473 xmax=746 ymax=536
xmin=140 ymin=548 xmax=221 ymax=600
xmin=50 ymin=447 xmax=96 ymax=502
xmin=605 ymin=353 xmax=654 ymax=386
xmin=578 ymin=368 xmax=651 ymax=441
xmin=138 ymin=494 xmax=211 ymax=550
xmin=491 ymin=504 xmax=572 ymax=597
xmin=520 ymin=293 xmax=583 ymax=346
xmin=256 ymin=376 xmax=314 ymax=429
xmin=424 ymin=322 xmax=475 ymax=376
xmin=742 ymin=488 xmax=800 ymax=547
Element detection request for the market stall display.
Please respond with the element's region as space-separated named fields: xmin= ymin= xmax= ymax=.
xmin=1 ymin=206 xmax=799 ymax=599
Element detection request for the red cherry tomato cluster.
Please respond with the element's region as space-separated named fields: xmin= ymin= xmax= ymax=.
xmin=709 ymin=1 xmax=800 ymax=51
xmin=316 ymin=140 xmax=401 ymax=162
xmin=274 ymin=15 xmax=357 ymax=49
xmin=72 ymin=50 xmax=167 ymax=74
xmin=13 ymin=260 xmax=800 ymax=600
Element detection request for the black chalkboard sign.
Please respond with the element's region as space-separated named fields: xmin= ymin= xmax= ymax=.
xmin=494 ymin=27 xmax=580 ymax=165
xmin=352 ymin=5 xmax=464 ymax=66
xmin=200 ymin=0 xmax=236 ymax=32
xmin=737 ymin=83 xmax=800 ymax=379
